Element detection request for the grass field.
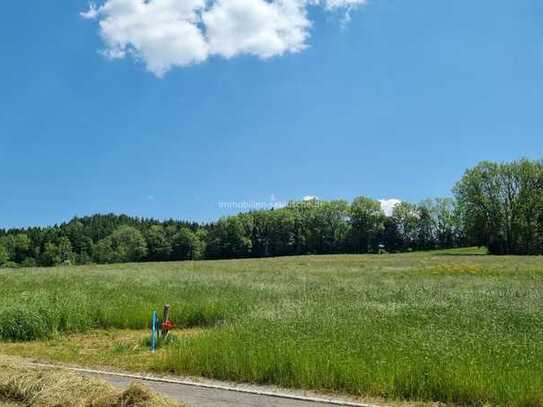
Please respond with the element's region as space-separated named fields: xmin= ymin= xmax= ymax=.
xmin=1 ymin=248 xmax=543 ymax=406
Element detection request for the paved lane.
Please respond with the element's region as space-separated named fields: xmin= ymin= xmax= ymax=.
xmin=92 ymin=372 xmax=352 ymax=407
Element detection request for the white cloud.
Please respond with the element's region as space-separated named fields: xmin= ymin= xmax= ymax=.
xmin=82 ymin=0 xmax=366 ymax=76
xmin=81 ymin=2 xmax=99 ymax=19
xmin=203 ymin=0 xmax=309 ymax=59
xmin=303 ymin=195 xmax=319 ymax=201
xmin=379 ymin=198 xmax=401 ymax=217
xmin=84 ymin=0 xmax=208 ymax=77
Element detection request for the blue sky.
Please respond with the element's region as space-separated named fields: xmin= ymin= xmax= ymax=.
xmin=1 ymin=0 xmax=542 ymax=229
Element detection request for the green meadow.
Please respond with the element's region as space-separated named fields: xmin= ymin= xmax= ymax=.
xmin=1 ymin=249 xmax=543 ymax=406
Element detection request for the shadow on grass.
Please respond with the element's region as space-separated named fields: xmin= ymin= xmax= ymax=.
xmin=430 ymin=247 xmax=488 ymax=257
xmin=433 ymin=253 xmax=488 ymax=257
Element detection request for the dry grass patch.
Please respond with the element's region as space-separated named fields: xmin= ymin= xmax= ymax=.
xmin=0 ymin=356 xmax=184 ymax=407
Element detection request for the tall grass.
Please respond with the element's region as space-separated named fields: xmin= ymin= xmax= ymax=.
xmin=1 ymin=251 xmax=543 ymax=406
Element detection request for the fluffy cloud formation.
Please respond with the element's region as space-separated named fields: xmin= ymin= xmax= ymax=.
xmin=379 ymin=199 xmax=401 ymax=217
xmin=203 ymin=0 xmax=309 ymax=59
xmin=82 ymin=0 xmax=365 ymax=76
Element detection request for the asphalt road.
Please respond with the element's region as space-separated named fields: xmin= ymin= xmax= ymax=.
xmin=79 ymin=371 xmax=372 ymax=407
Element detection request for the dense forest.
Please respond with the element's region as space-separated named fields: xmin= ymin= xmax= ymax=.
xmin=0 ymin=159 xmax=541 ymax=267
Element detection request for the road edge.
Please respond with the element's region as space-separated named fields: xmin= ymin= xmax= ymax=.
xmin=29 ymin=362 xmax=382 ymax=407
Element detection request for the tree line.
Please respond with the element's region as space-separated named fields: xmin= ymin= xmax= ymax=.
xmin=0 ymin=159 xmax=541 ymax=267
xmin=0 ymin=198 xmax=463 ymax=267
xmin=455 ymin=158 xmax=543 ymax=254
